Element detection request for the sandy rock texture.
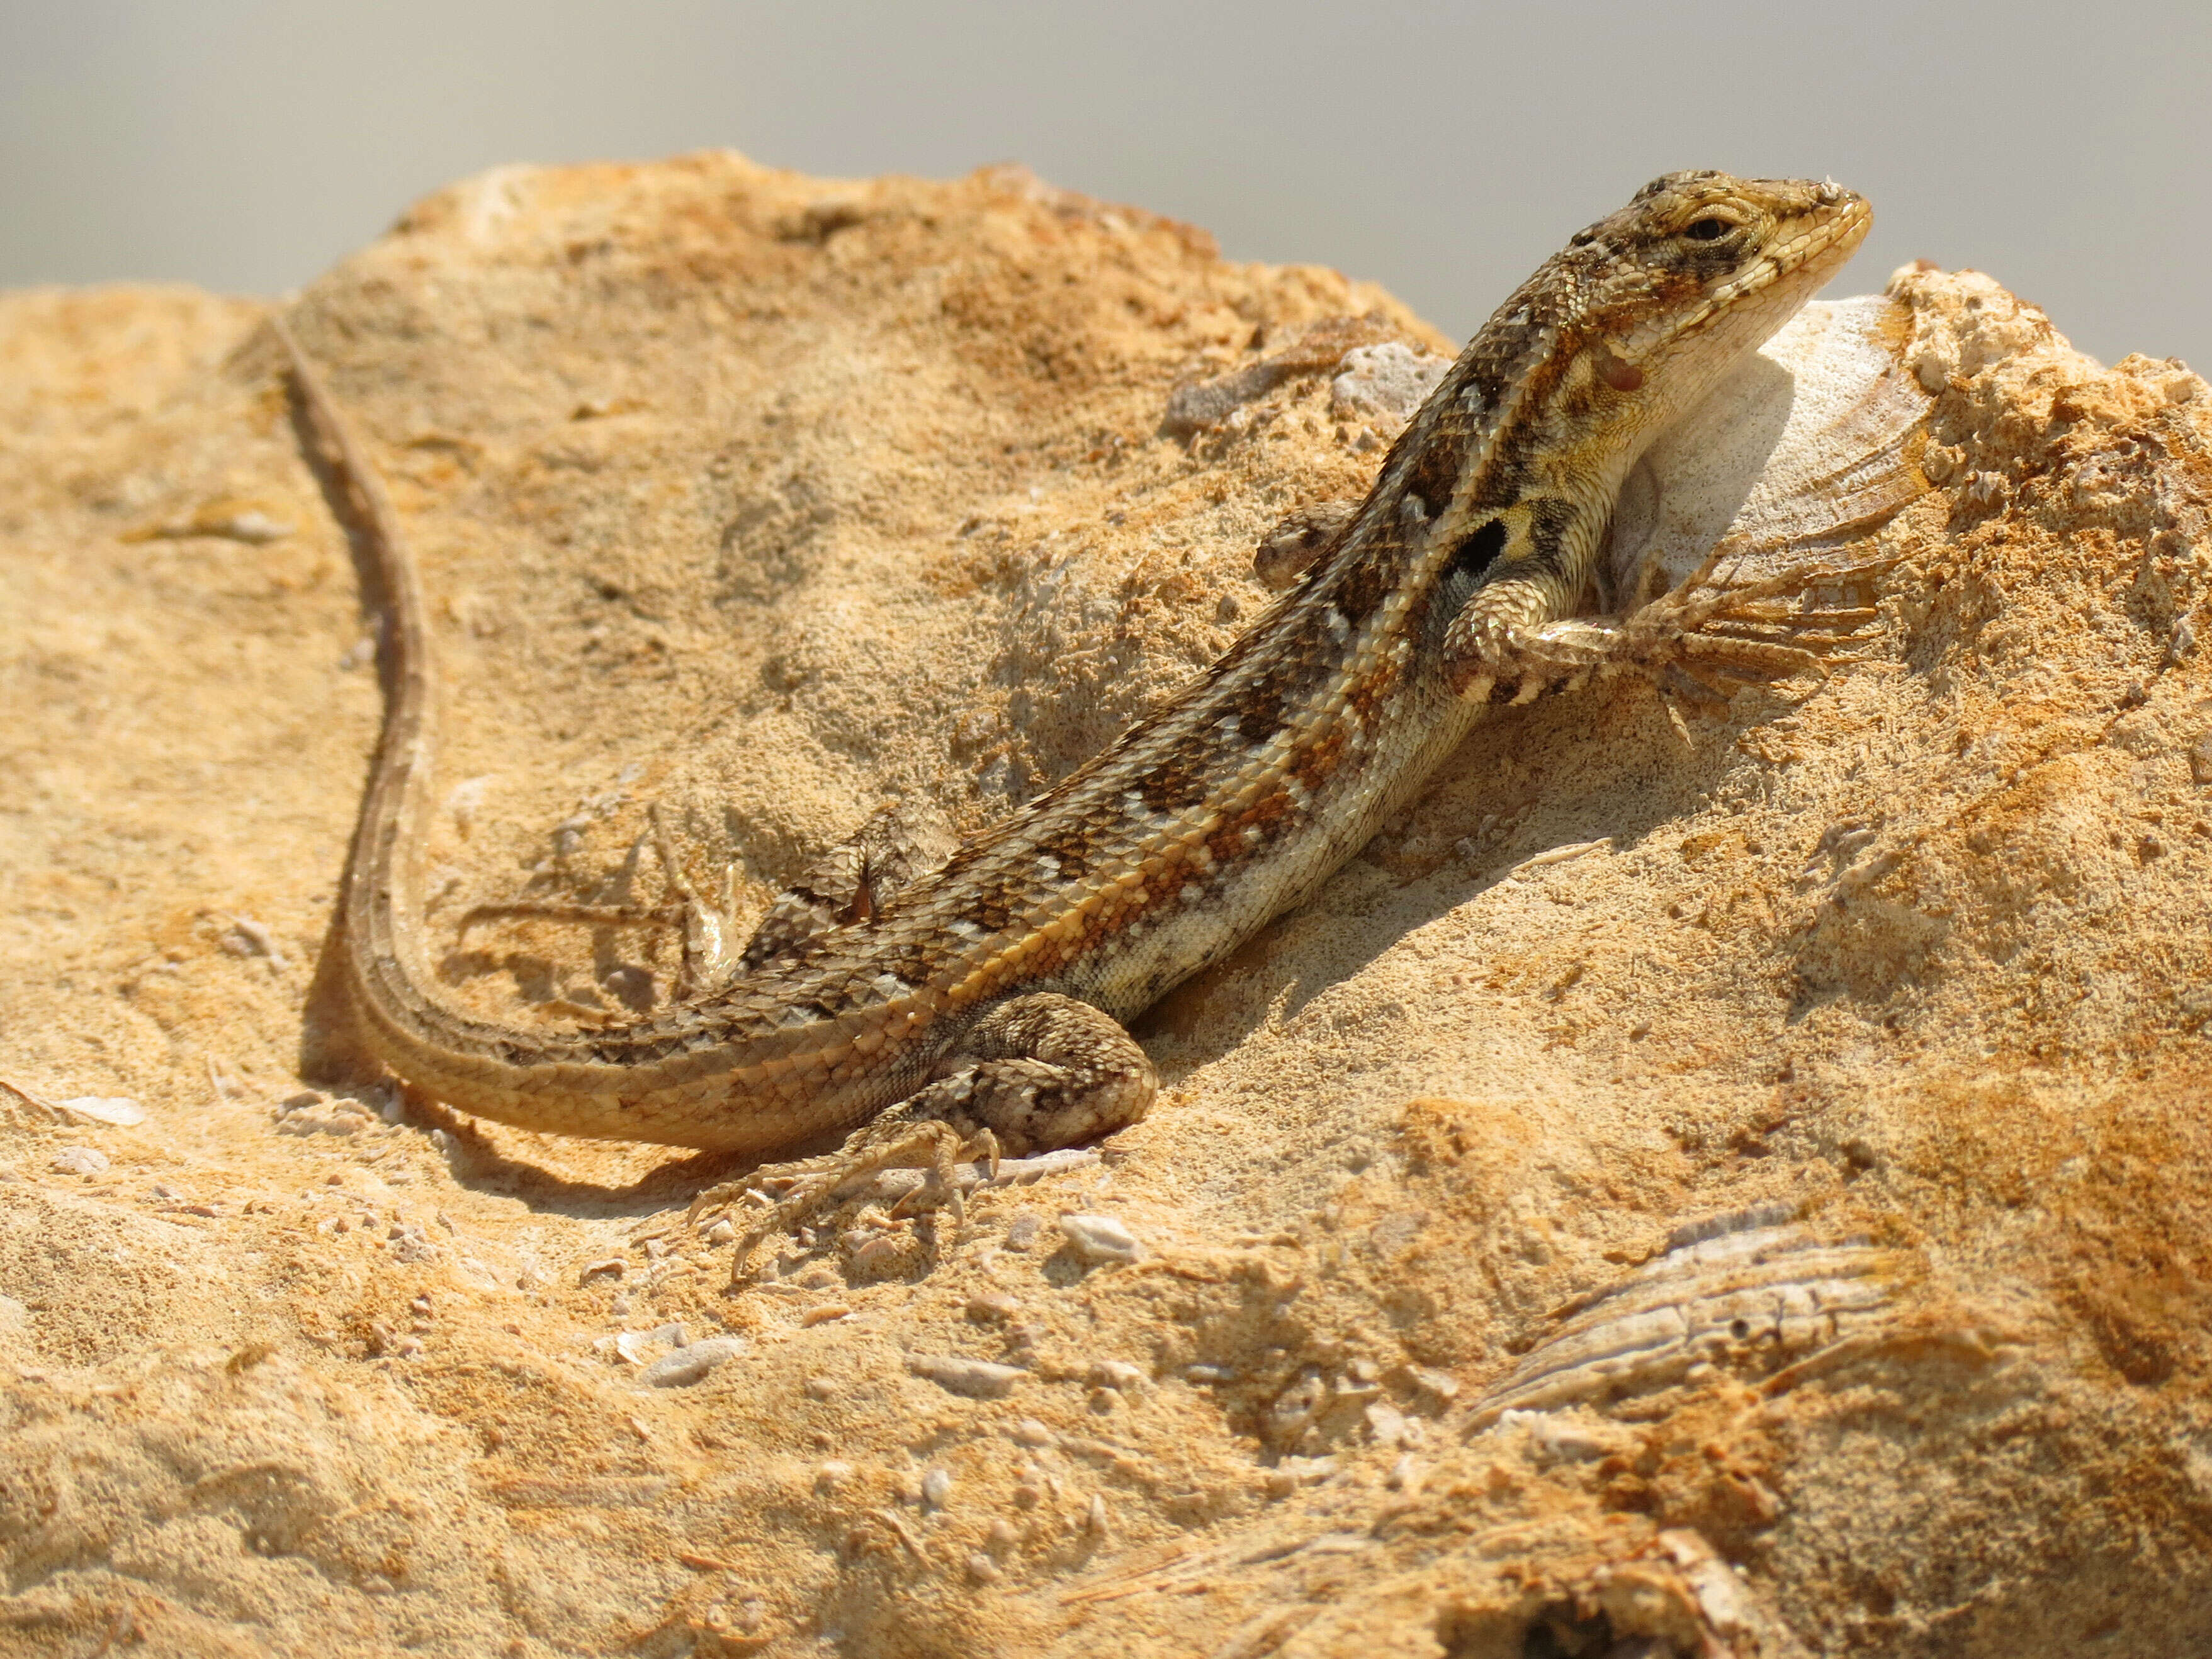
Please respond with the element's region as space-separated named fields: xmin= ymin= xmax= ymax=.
xmin=2 ymin=154 xmax=2209 ymax=1658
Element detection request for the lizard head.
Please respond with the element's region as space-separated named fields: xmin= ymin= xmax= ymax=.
xmin=1562 ymin=170 xmax=1871 ymax=425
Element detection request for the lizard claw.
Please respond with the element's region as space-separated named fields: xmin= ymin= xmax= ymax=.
xmin=695 ymin=1118 xmax=980 ymax=1288
xmin=1610 ymin=546 xmax=1895 ymax=704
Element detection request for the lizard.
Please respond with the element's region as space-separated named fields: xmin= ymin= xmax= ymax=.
xmin=278 ymin=170 xmax=1871 ymax=1273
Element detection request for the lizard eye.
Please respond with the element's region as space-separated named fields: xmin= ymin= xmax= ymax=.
xmin=1683 ymin=217 xmax=1734 ymax=242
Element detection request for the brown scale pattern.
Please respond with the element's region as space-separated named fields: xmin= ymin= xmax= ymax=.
xmin=310 ymin=172 xmax=1873 ymax=1154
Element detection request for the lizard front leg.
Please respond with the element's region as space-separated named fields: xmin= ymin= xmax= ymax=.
xmin=1444 ymin=506 xmax=1876 ymax=709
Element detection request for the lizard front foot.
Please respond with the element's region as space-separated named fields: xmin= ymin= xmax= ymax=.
xmin=1598 ymin=547 xmax=1890 ymax=709
xmin=1450 ymin=546 xmax=1887 ymax=710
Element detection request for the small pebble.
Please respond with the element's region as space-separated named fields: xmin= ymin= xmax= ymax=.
xmin=1365 ymin=1400 xmax=1412 ymax=1447
xmin=641 ymin=1335 xmax=748 ymax=1388
xmin=703 ymin=1218 xmax=738 ymax=1246
xmin=815 ymin=1460 xmax=854 ymax=1492
xmin=966 ymin=1291 xmax=1020 ymax=1322
xmin=905 ymin=1354 xmax=1024 ymax=1399
xmin=801 ymin=1303 xmax=852 ymax=1328
xmin=1009 ymin=1418 xmax=1057 ymax=1448
xmin=1058 ymin=1213 xmax=1142 ymax=1265
xmin=50 ymin=1147 xmax=110 ymax=1176
xmin=986 ymin=1519 xmax=1016 ymax=1550
xmin=1088 ymin=1360 xmax=1145 ymax=1393
xmin=803 ymin=1375 xmax=841 ymax=1401
xmin=1404 ymin=1364 xmax=1460 ymax=1402
xmin=578 ymin=1257 xmax=625 ymax=1284
xmin=921 ymin=1468 xmax=953 ymax=1509
xmin=966 ymin=1551 xmax=1003 ymax=1584
xmin=848 ymin=1235 xmax=904 ymax=1273
xmin=612 ymin=1322 xmax=686 ymax=1365
xmin=276 ymin=1105 xmax=371 ymax=1137
xmin=1004 ymin=1215 xmax=1042 ymax=1251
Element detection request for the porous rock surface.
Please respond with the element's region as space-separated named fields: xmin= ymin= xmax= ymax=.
xmin=1 ymin=154 xmax=2209 ymax=1658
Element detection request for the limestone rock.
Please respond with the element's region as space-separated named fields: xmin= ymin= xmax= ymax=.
xmin=1 ymin=153 xmax=2208 ymax=1657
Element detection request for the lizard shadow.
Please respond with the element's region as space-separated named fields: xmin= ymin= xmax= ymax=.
xmin=1133 ymin=682 xmax=1775 ymax=1081
xmin=396 ymin=1099 xmax=768 ymax=1218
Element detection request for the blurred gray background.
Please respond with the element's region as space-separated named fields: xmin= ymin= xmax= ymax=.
xmin=3 ymin=1 xmax=2205 ymax=366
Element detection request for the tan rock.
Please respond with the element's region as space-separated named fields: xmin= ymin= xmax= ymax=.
xmin=1 ymin=152 xmax=2208 ymax=1656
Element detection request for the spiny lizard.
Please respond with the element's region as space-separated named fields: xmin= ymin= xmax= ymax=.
xmin=278 ymin=170 xmax=1870 ymax=1267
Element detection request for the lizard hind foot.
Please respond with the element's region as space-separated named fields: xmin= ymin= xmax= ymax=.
xmin=696 ymin=991 xmax=1157 ymax=1288
xmin=691 ymin=1116 xmax=986 ymax=1288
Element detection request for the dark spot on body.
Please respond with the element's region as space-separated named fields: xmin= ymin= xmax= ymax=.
xmin=958 ymin=872 xmax=1028 ymax=935
xmin=1465 ymin=427 xmax=1536 ymax=512
xmin=1290 ymin=725 xmax=1348 ymax=794
xmin=935 ymin=837 xmax=993 ymax=880
xmin=1525 ymin=497 xmax=1580 ymax=577
xmin=878 ymin=940 xmax=940 ymax=983
xmin=1331 ymin=554 xmax=1394 ymax=628
xmin=1229 ymin=661 xmax=1296 ymax=746
xmin=1137 ymin=746 xmax=1212 ymax=814
xmin=1447 ymin=519 xmax=1508 ymax=582
xmin=1205 ymin=786 xmax=1296 ymax=865
xmin=1597 ymin=351 xmax=1645 ymax=391
xmin=1402 ymin=437 xmax=1465 ymax=519
xmin=1030 ymin=822 xmax=1097 ymax=882
xmin=1343 ymin=660 xmax=1402 ymax=723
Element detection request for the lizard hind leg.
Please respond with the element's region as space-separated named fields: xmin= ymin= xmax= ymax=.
xmin=736 ymin=800 xmax=928 ymax=970
xmin=697 ymin=991 xmax=1158 ymax=1284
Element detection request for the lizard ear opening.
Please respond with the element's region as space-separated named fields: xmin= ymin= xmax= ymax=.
xmin=1597 ymin=350 xmax=1646 ymax=393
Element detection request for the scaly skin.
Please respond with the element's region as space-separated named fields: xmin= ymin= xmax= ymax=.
xmin=283 ymin=171 xmax=1870 ymax=1198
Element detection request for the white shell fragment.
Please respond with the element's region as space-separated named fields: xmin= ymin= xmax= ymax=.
xmin=906 ymin=1354 xmax=1025 ymax=1398
xmin=612 ymin=1322 xmax=686 ymax=1365
xmin=50 ymin=1146 xmax=111 ymax=1176
xmin=59 ymin=1096 xmax=146 ymax=1127
xmin=1058 ymin=1213 xmax=1143 ymax=1266
xmin=1468 ymin=1207 xmax=1917 ymax=1427
xmin=1606 ymin=293 xmax=1936 ymax=599
xmin=642 ymin=1335 xmax=749 ymax=1388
